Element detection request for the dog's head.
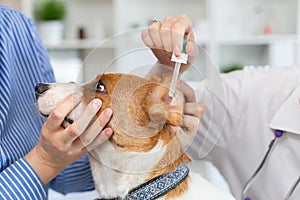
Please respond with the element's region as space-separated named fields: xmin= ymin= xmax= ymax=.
xmin=36 ymin=73 xmax=185 ymax=151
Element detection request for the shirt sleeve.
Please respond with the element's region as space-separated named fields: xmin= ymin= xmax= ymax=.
xmin=49 ymin=155 xmax=95 ymax=194
xmin=0 ymin=6 xmax=53 ymax=199
xmin=0 ymin=158 xmax=46 ymax=200
xmin=0 ymin=6 xmax=95 ymax=198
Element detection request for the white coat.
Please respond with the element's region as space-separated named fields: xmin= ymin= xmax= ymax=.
xmin=187 ymin=66 xmax=300 ymax=200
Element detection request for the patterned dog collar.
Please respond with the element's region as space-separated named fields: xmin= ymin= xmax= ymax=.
xmin=96 ymin=164 xmax=189 ymax=200
xmin=125 ymin=164 xmax=189 ymax=200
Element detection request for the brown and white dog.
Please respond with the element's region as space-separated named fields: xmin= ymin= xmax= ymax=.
xmin=35 ymin=73 xmax=235 ymax=200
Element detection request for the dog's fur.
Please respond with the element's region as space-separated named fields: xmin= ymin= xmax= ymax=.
xmin=36 ymin=73 xmax=235 ymax=199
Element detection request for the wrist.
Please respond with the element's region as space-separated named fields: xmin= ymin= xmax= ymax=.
xmin=24 ymin=146 xmax=65 ymax=185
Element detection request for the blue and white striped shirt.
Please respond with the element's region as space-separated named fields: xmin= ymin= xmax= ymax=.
xmin=0 ymin=6 xmax=95 ymax=199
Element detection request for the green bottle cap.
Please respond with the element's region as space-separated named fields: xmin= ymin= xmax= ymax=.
xmin=182 ymin=39 xmax=187 ymax=54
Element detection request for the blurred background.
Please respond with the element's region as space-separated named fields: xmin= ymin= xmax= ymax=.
xmin=2 ymin=0 xmax=300 ymax=82
xmin=1 ymin=0 xmax=300 ymax=199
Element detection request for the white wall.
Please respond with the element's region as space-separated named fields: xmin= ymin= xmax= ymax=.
xmin=64 ymin=0 xmax=113 ymax=40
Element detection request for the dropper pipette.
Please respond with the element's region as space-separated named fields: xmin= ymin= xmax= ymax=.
xmin=168 ymin=39 xmax=188 ymax=97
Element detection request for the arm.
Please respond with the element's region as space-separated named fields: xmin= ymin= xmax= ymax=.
xmin=193 ymin=67 xmax=300 ymax=198
xmin=48 ymin=155 xmax=95 ymax=194
xmin=0 ymin=6 xmax=49 ymax=199
xmin=0 ymin=6 xmax=113 ymax=199
xmin=0 ymin=159 xmax=47 ymax=200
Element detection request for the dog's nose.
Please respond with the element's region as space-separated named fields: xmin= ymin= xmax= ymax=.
xmin=35 ymin=83 xmax=49 ymax=96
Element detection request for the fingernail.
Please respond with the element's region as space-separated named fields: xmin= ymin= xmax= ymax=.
xmin=174 ymin=45 xmax=181 ymax=57
xmin=104 ymin=128 xmax=113 ymax=137
xmin=186 ymin=43 xmax=193 ymax=54
xmin=104 ymin=108 xmax=113 ymax=119
xmin=74 ymin=92 xmax=83 ymax=100
xmin=92 ymin=99 xmax=102 ymax=111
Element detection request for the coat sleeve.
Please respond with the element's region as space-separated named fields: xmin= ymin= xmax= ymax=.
xmin=187 ymin=69 xmax=249 ymax=159
xmin=187 ymin=67 xmax=300 ymax=161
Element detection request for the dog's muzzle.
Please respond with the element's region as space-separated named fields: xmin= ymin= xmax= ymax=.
xmin=35 ymin=82 xmax=75 ymax=126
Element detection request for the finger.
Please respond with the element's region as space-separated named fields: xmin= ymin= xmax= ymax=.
xmin=148 ymin=21 xmax=163 ymax=49
xmin=176 ymin=80 xmax=196 ymax=102
xmin=175 ymin=126 xmax=194 ymax=149
xmin=171 ymin=14 xmax=193 ymax=56
xmin=81 ymin=128 xmax=113 ymax=152
xmin=175 ymin=40 xmax=199 ymax=73
xmin=44 ymin=92 xmax=83 ymax=130
xmin=186 ymin=41 xmax=199 ymax=62
xmin=160 ymin=16 xmax=175 ymax=53
xmin=63 ymin=99 xmax=103 ymax=142
xmin=141 ymin=29 xmax=154 ymax=48
xmin=78 ymin=108 xmax=113 ymax=147
xmin=184 ymin=103 xmax=205 ymax=118
xmin=181 ymin=115 xmax=200 ymax=135
xmin=177 ymin=14 xmax=194 ymax=40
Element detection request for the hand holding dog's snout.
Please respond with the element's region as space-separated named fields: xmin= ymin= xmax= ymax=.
xmin=25 ymin=93 xmax=113 ymax=184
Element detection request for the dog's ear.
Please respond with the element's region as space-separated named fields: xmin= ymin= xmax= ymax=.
xmin=110 ymin=74 xmax=184 ymax=138
xmin=142 ymin=74 xmax=185 ymax=127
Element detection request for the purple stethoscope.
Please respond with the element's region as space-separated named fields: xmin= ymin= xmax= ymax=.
xmin=241 ymin=130 xmax=300 ymax=200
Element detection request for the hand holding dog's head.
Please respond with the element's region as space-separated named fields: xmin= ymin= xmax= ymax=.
xmin=36 ymin=73 xmax=185 ymax=148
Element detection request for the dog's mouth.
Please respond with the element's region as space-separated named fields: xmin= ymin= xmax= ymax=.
xmin=40 ymin=112 xmax=74 ymax=124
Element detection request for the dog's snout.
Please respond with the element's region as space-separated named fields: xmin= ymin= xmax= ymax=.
xmin=35 ymin=83 xmax=49 ymax=96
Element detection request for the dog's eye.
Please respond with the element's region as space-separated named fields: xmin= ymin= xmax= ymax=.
xmin=98 ymin=84 xmax=105 ymax=92
xmin=91 ymin=80 xmax=107 ymax=93
xmin=96 ymin=80 xmax=106 ymax=93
